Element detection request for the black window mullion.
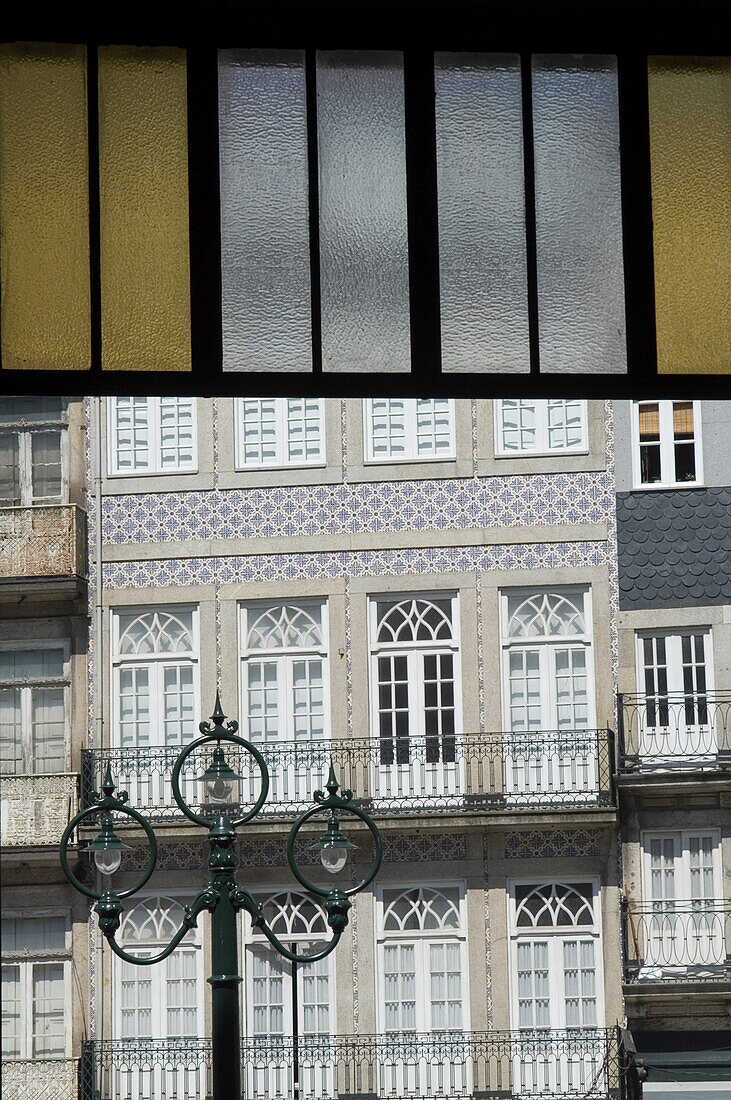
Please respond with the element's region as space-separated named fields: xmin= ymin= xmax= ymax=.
xmin=617 ymin=52 xmax=658 ymax=386
xmin=403 ymin=50 xmax=442 ymax=383
xmin=87 ymin=42 xmax=102 ymax=379
xmin=519 ymin=52 xmax=541 ymax=377
xmin=186 ymin=45 xmax=223 ymax=385
xmin=305 ymin=49 xmax=323 ymax=376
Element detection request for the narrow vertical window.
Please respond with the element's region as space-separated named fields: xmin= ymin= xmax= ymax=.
xmin=317 ymin=52 xmax=411 ymax=372
xmin=633 ymin=401 xmax=702 ymax=487
xmin=0 ymin=914 xmax=70 ymax=1062
xmin=218 ymin=51 xmax=312 ymax=373
xmin=0 ymin=647 xmax=67 ymax=775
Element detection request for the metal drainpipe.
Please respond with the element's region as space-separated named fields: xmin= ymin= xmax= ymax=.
xmin=93 ymin=396 xmax=105 ymax=1043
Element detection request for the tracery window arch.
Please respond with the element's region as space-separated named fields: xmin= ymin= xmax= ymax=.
xmin=370 ymin=594 xmax=460 ymax=767
xmin=509 ymin=881 xmax=602 ymax=1032
xmin=239 ymin=601 xmax=329 ymax=748
xmin=112 ymin=607 xmax=199 ymax=748
xmin=500 ymin=588 xmax=594 ymax=733
xmin=115 ymin=896 xmax=201 ymax=1042
xmin=378 ymin=884 xmax=466 ymax=1036
xmin=242 ymin=890 xmax=332 ymax=1041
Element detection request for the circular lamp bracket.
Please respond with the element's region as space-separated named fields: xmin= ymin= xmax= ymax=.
xmin=59 ymin=801 xmax=158 ymax=901
xmin=286 ymin=802 xmax=383 ymax=899
xmin=171 ymin=730 xmax=270 ymax=828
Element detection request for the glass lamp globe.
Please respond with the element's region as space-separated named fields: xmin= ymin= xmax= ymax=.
xmin=309 ymin=815 xmax=357 ymax=875
xmin=198 ymin=745 xmax=242 ymax=808
xmin=83 ymin=814 xmax=132 ymax=877
xmin=94 ymin=848 xmax=123 ymax=876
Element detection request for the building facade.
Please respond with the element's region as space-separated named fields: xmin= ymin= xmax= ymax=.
xmin=3 ymin=395 xmax=649 ymax=1099
xmin=614 ymin=400 xmax=731 ymax=1096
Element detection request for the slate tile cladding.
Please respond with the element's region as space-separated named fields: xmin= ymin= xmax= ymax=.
xmin=616 ymin=487 xmax=731 ymax=609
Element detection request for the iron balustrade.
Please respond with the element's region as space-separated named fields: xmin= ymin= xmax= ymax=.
xmin=621 ymin=896 xmax=731 ymax=981
xmin=78 ymin=1029 xmax=630 ymax=1100
xmin=617 ymin=692 xmax=731 ymax=771
xmin=81 ymin=729 xmax=615 ymax=823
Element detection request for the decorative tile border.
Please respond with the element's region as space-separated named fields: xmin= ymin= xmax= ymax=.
xmin=100 ymin=471 xmax=614 ymax=546
xmin=385 ymin=834 xmax=467 ymax=862
xmin=504 ymin=829 xmax=603 ymax=860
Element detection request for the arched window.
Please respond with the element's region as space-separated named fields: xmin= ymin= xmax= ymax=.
xmin=242 ymin=890 xmax=332 ymax=1042
xmin=509 ymin=881 xmax=602 ymax=1032
xmin=378 ymin=885 xmax=466 ymax=1036
xmin=370 ymin=595 xmax=460 ymax=770
xmin=112 ymin=608 xmax=198 ymax=748
xmin=116 ymin=896 xmax=201 ymax=1042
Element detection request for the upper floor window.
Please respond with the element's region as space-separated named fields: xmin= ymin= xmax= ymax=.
xmin=111 ymin=608 xmax=199 ymax=748
xmin=235 ymin=399 xmax=324 ymax=469
xmin=0 ymin=646 xmax=68 ymax=775
xmin=243 ymin=891 xmax=332 ymax=1040
xmin=364 ymin=399 xmax=455 ymax=463
xmin=116 ymin=896 xmax=201 ymax=1041
xmin=1 ymin=913 xmax=70 ymax=1060
xmin=500 ymin=589 xmax=594 ymax=733
xmin=632 ymin=400 xmax=702 ymax=487
xmin=369 ymin=594 xmax=460 ymax=768
xmin=495 ymin=400 xmax=587 ymax=456
xmin=108 ymin=397 xmax=196 ymax=476
xmin=0 ymin=398 xmax=67 ymax=506
xmin=378 ymin=885 xmax=466 ymax=1035
xmin=509 ymin=881 xmax=602 ymax=1032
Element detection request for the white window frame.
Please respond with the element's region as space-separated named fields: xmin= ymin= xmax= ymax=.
xmin=634 ymin=628 xmax=715 ymax=760
xmin=641 ymin=831 xmax=722 ymax=905
xmin=107 ymin=397 xmax=198 ymax=477
xmin=631 ymin=400 xmax=703 ymax=489
xmin=241 ymin=890 xmax=335 ymax=1040
xmin=238 ymin=600 xmax=330 ymax=746
xmin=499 ymin=588 xmax=596 ymax=733
xmin=0 ymin=412 xmax=69 ymax=507
xmin=234 ymin=398 xmax=326 ymax=470
xmin=0 ymin=642 xmax=70 ymax=775
xmin=113 ymin=894 xmax=205 ymax=1042
xmin=363 ymin=399 xmax=456 ymax=464
xmin=635 ymin=628 xmax=714 ymax=702
xmin=1 ymin=909 xmax=73 ymax=1061
xmin=368 ymin=592 xmax=463 ymax=763
xmin=110 ymin=606 xmax=200 ymax=750
xmin=375 ymin=883 xmax=469 ymax=1036
xmin=494 ymin=400 xmax=588 ymax=457
xmin=507 ymin=879 xmax=605 ymax=1032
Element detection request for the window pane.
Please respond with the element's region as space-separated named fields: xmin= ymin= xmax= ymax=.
xmin=415 ymin=400 xmax=453 ymax=457
xmin=1 ymin=966 xmax=20 ymax=1057
xmin=158 ymin=398 xmax=195 ymax=470
xmin=500 ymin=401 xmax=536 ymax=453
xmin=0 ymin=688 xmax=22 ymax=775
xmin=0 ymin=398 xmax=64 ymax=425
xmin=30 ymin=431 xmax=62 ymax=503
xmin=369 ymin=399 xmax=406 ymax=460
xmin=0 ymin=432 xmax=20 ymax=505
xmin=31 ymin=686 xmax=65 ymax=772
xmin=435 ymin=54 xmax=529 ymax=373
xmin=1 ymin=915 xmax=66 ymax=951
xmin=532 ymin=56 xmax=626 ymax=374
xmin=0 ymin=647 xmax=65 ymax=679
xmin=219 ymin=51 xmax=312 ymax=373
xmin=287 ymin=399 xmax=324 ymax=464
xmin=113 ymin=398 xmax=151 ymax=473
xmin=33 ymin=963 xmax=65 ymax=1057
xmin=238 ymin=400 xmax=279 ymax=467
xmin=317 ymin=51 xmax=410 ymax=373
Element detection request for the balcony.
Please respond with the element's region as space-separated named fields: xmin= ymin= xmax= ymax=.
xmin=622 ymin=897 xmax=731 ymax=983
xmin=1 ymin=1058 xmax=78 ymax=1100
xmin=79 ymin=1030 xmax=631 ymax=1100
xmin=0 ymin=773 xmax=78 ymax=847
xmin=618 ymin=692 xmax=731 ymax=773
xmin=0 ymin=505 xmax=86 ymax=585
xmin=81 ymin=729 xmax=615 ymax=823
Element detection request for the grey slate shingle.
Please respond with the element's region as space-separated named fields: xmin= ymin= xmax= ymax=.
xmin=616 ymin=488 xmax=731 ymax=609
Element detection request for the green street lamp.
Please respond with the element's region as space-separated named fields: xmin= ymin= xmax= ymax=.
xmin=59 ymin=693 xmax=383 ymax=1100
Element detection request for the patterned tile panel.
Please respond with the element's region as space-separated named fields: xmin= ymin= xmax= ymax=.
xmin=504 ymin=829 xmax=603 ymax=859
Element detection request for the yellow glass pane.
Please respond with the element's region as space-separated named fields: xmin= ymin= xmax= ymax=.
xmin=648 ymin=57 xmax=731 ymax=374
xmin=98 ymin=46 xmax=191 ymax=371
xmin=0 ymin=44 xmax=91 ymax=370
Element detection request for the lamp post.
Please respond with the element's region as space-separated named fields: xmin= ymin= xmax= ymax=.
xmin=60 ymin=694 xmax=383 ymax=1100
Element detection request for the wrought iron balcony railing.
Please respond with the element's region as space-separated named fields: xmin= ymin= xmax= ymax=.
xmin=622 ymin=896 xmax=731 ymax=982
xmin=0 ymin=505 xmax=86 ymax=580
xmin=81 ymin=729 xmax=615 ymax=823
xmin=79 ymin=1029 xmax=631 ymax=1100
xmin=617 ymin=691 xmax=731 ymax=772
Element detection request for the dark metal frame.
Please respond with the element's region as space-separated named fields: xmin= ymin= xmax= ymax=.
xmin=1 ymin=0 xmax=728 ymax=395
xmin=60 ymin=695 xmax=383 ymax=1100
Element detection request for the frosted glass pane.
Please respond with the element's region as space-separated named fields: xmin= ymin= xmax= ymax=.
xmin=0 ymin=44 xmax=91 ymax=371
xmin=532 ymin=56 xmax=627 ymax=374
xmin=435 ymin=54 xmax=529 ymax=373
xmin=98 ymin=46 xmax=191 ymax=372
xmin=648 ymin=57 xmax=731 ymax=374
xmin=317 ymin=52 xmax=410 ymax=372
xmin=219 ymin=51 xmax=312 ymax=373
